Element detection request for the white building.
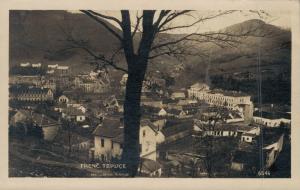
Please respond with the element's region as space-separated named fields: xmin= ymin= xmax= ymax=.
xmin=20 ymin=62 xmax=31 ymax=67
xmin=188 ymin=83 xmax=253 ymax=121
xmin=92 ymin=118 xmax=158 ymax=161
xmin=58 ymin=95 xmax=69 ymax=104
xmin=253 ymin=111 xmax=291 ymax=128
xmin=32 ymin=63 xmax=42 ymax=68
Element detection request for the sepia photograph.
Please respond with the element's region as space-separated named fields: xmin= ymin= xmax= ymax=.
xmin=8 ymin=9 xmax=292 ymax=178
xmin=1 ymin=0 xmax=300 ymax=189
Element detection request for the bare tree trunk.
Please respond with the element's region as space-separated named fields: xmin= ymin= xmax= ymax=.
xmin=122 ymin=58 xmax=148 ymax=177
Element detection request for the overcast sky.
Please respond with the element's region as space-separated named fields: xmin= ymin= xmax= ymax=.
xmin=69 ymin=10 xmax=291 ymax=33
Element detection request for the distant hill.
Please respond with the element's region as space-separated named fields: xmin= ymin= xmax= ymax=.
xmin=9 ymin=10 xmax=122 ymax=73
xmin=10 ymin=11 xmax=291 ymax=87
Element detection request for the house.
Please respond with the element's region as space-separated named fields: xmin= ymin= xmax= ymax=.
xmin=32 ymin=63 xmax=42 ymax=68
xmin=177 ymin=99 xmax=198 ymax=106
xmin=138 ymin=158 xmax=162 ymax=177
xmin=9 ymin=75 xmax=44 ymax=86
xmin=20 ymin=62 xmax=31 ymax=67
xmin=62 ymin=107 xmax=86 ymax=122
xmin=10 ymin=110 xmax=60 ymax=141
xmin=241 ymin=133 xmax=257 ymax=143
xmin=92 ymin=118 xmax=158 ymax=162
xmin=48 ymin=64 xmax=58 ymax=69
xmin=231 ymin=128 xmax=285 ymax=172
xmin=188 ymin=83 xmax=253 ymax=120
xmin=10 ymin=86 xmax=54 ymax=102
xmin=189 ymin=82 xmax=210 ymax=92
xmin=253 ymin=111 xmax=291 ymax=128
xmin=194 ymin=123 xmax=256 ymax=138
xmin=141 ymin=99 xmax=163 ymax=108
xmin=58 ymin=95 xmax=70 ymax=104
xmin=166 ymin=108 xmax=188 ymax=119
xmin=74 ymin=76 xmax=109 ymax=93
xmin=170 ymin=92 xmax=186 ymax=100
xmin=158 ymin=108 xmax=167 ymax=116
xmin=67 ymin=103 xmax=87 ymax=113
xmin=160 ymin=120 xmax=193 ymax=144
xmin=9 ymin=109 xmax=31 ymax=126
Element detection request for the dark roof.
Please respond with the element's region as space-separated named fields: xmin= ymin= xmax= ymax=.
xmin=162 ymin=121 xmax=193 ymax=137
xmin=10 ymin=85 xmax=51 ymax=95
xmin=140 ymin=119 xmax=159 ymax=133
xmin=140 ymin=158 xmax=161 ymax=173
xmin=92 ymin=118 xmax=123 ymax=138
xmin=253 ymin=111 xmax=291 ymax=120
xmin=166 ymin=108 xmax=184 ymax=115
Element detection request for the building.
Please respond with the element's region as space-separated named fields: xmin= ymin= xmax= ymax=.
xmin=170 ymin=92 xmax=186 ymax=100
xmin=62 ymin=107 xmax=86 ymax=122
xmin=10 ymin=86 xmax=54 ymax=102
xmin=92 ymin=118 xmax=158 ymax=161
xmin=32 ymin=63 xmax=42 ymax=68
xmin=58 ymin=95 xmax=70 ymax=104
xmin=160 ymin=120 xmax=193 ymax=144
xmin=74 ymin=76 xmax=108 ymax=93
xmin=188 ymin=83 xmax=253 ymax=121
xmin=253 ymin=111 xmax=291 ymax=128
xmin=9 ymin=75 xmax=44 ymax=86
xmin=231 ymin=128 xmax=285 ymax=172
xmin=10 ymin=110 xmax=60 ymax=141
xmin=20 ymin=62 xmax=31 ymax=67
xmin=193 ymin=122 xmax=257 ymax=138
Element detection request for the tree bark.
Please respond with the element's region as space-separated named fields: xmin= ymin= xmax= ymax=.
xmin=121 ymin=58 xmax=148 ymax=177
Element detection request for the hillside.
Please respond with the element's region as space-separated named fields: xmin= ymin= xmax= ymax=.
xmin=10 ymin=11 xmax=291 ymax=91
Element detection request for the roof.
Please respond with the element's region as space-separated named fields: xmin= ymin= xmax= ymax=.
xmin=10 ymin=86 xmax=51 ymax=95
xmin=190 ymin=82 xmax=209 ymax=90
xmin=166 ymin=108 xmax=184 ymax=115
xmin=253 ymin=111 xmax=291 ymax=120
xmin=140 ymin=158 xmax=162 ymax=174
xmin=162 ymin=121 xmax=193 ymax=137
xmin=197 ymin=123 xmax=254 ymax=132
xmin=140 ymin=119 xmax=159 ymax=133
xmin=92 ymin=118 xmax=123 ymax=138
xmin=210 ymin=89 xmax=249 ymax=97
xmin=64 ymin=107 xmax=85 ymax=116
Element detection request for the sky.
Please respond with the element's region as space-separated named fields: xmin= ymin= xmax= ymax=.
xmin=69 ymin=10 xmax=291 ymax=34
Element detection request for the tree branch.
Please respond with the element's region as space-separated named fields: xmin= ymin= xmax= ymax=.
xmin=85 ymin=10 xmax=122 ymax=27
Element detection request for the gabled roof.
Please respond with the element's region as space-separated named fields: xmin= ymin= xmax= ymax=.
xmin=92 ymin=118 xmax=123 ymax=138
xmin=162 ymin=121 xmax=193 ymax=137
xmin=140 ymin=158 xmax=162 ymax=174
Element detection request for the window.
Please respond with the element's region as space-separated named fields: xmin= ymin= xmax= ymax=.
xmin=111 ymin=142 xmax=114 ymax=149
xmin=139 ymin=144 xmax=142 ymax=153
xmin=101 ymin=139 xmax=105 ymax=147
xmin=143 ymin=130 xmax=146 ymax=137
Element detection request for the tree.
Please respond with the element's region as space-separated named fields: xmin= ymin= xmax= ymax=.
xmin=58 ymin=10 xmax=269 ymax=176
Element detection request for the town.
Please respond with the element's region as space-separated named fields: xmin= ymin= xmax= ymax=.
xmin=9 ymin=61 xmax=291 ymax=177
